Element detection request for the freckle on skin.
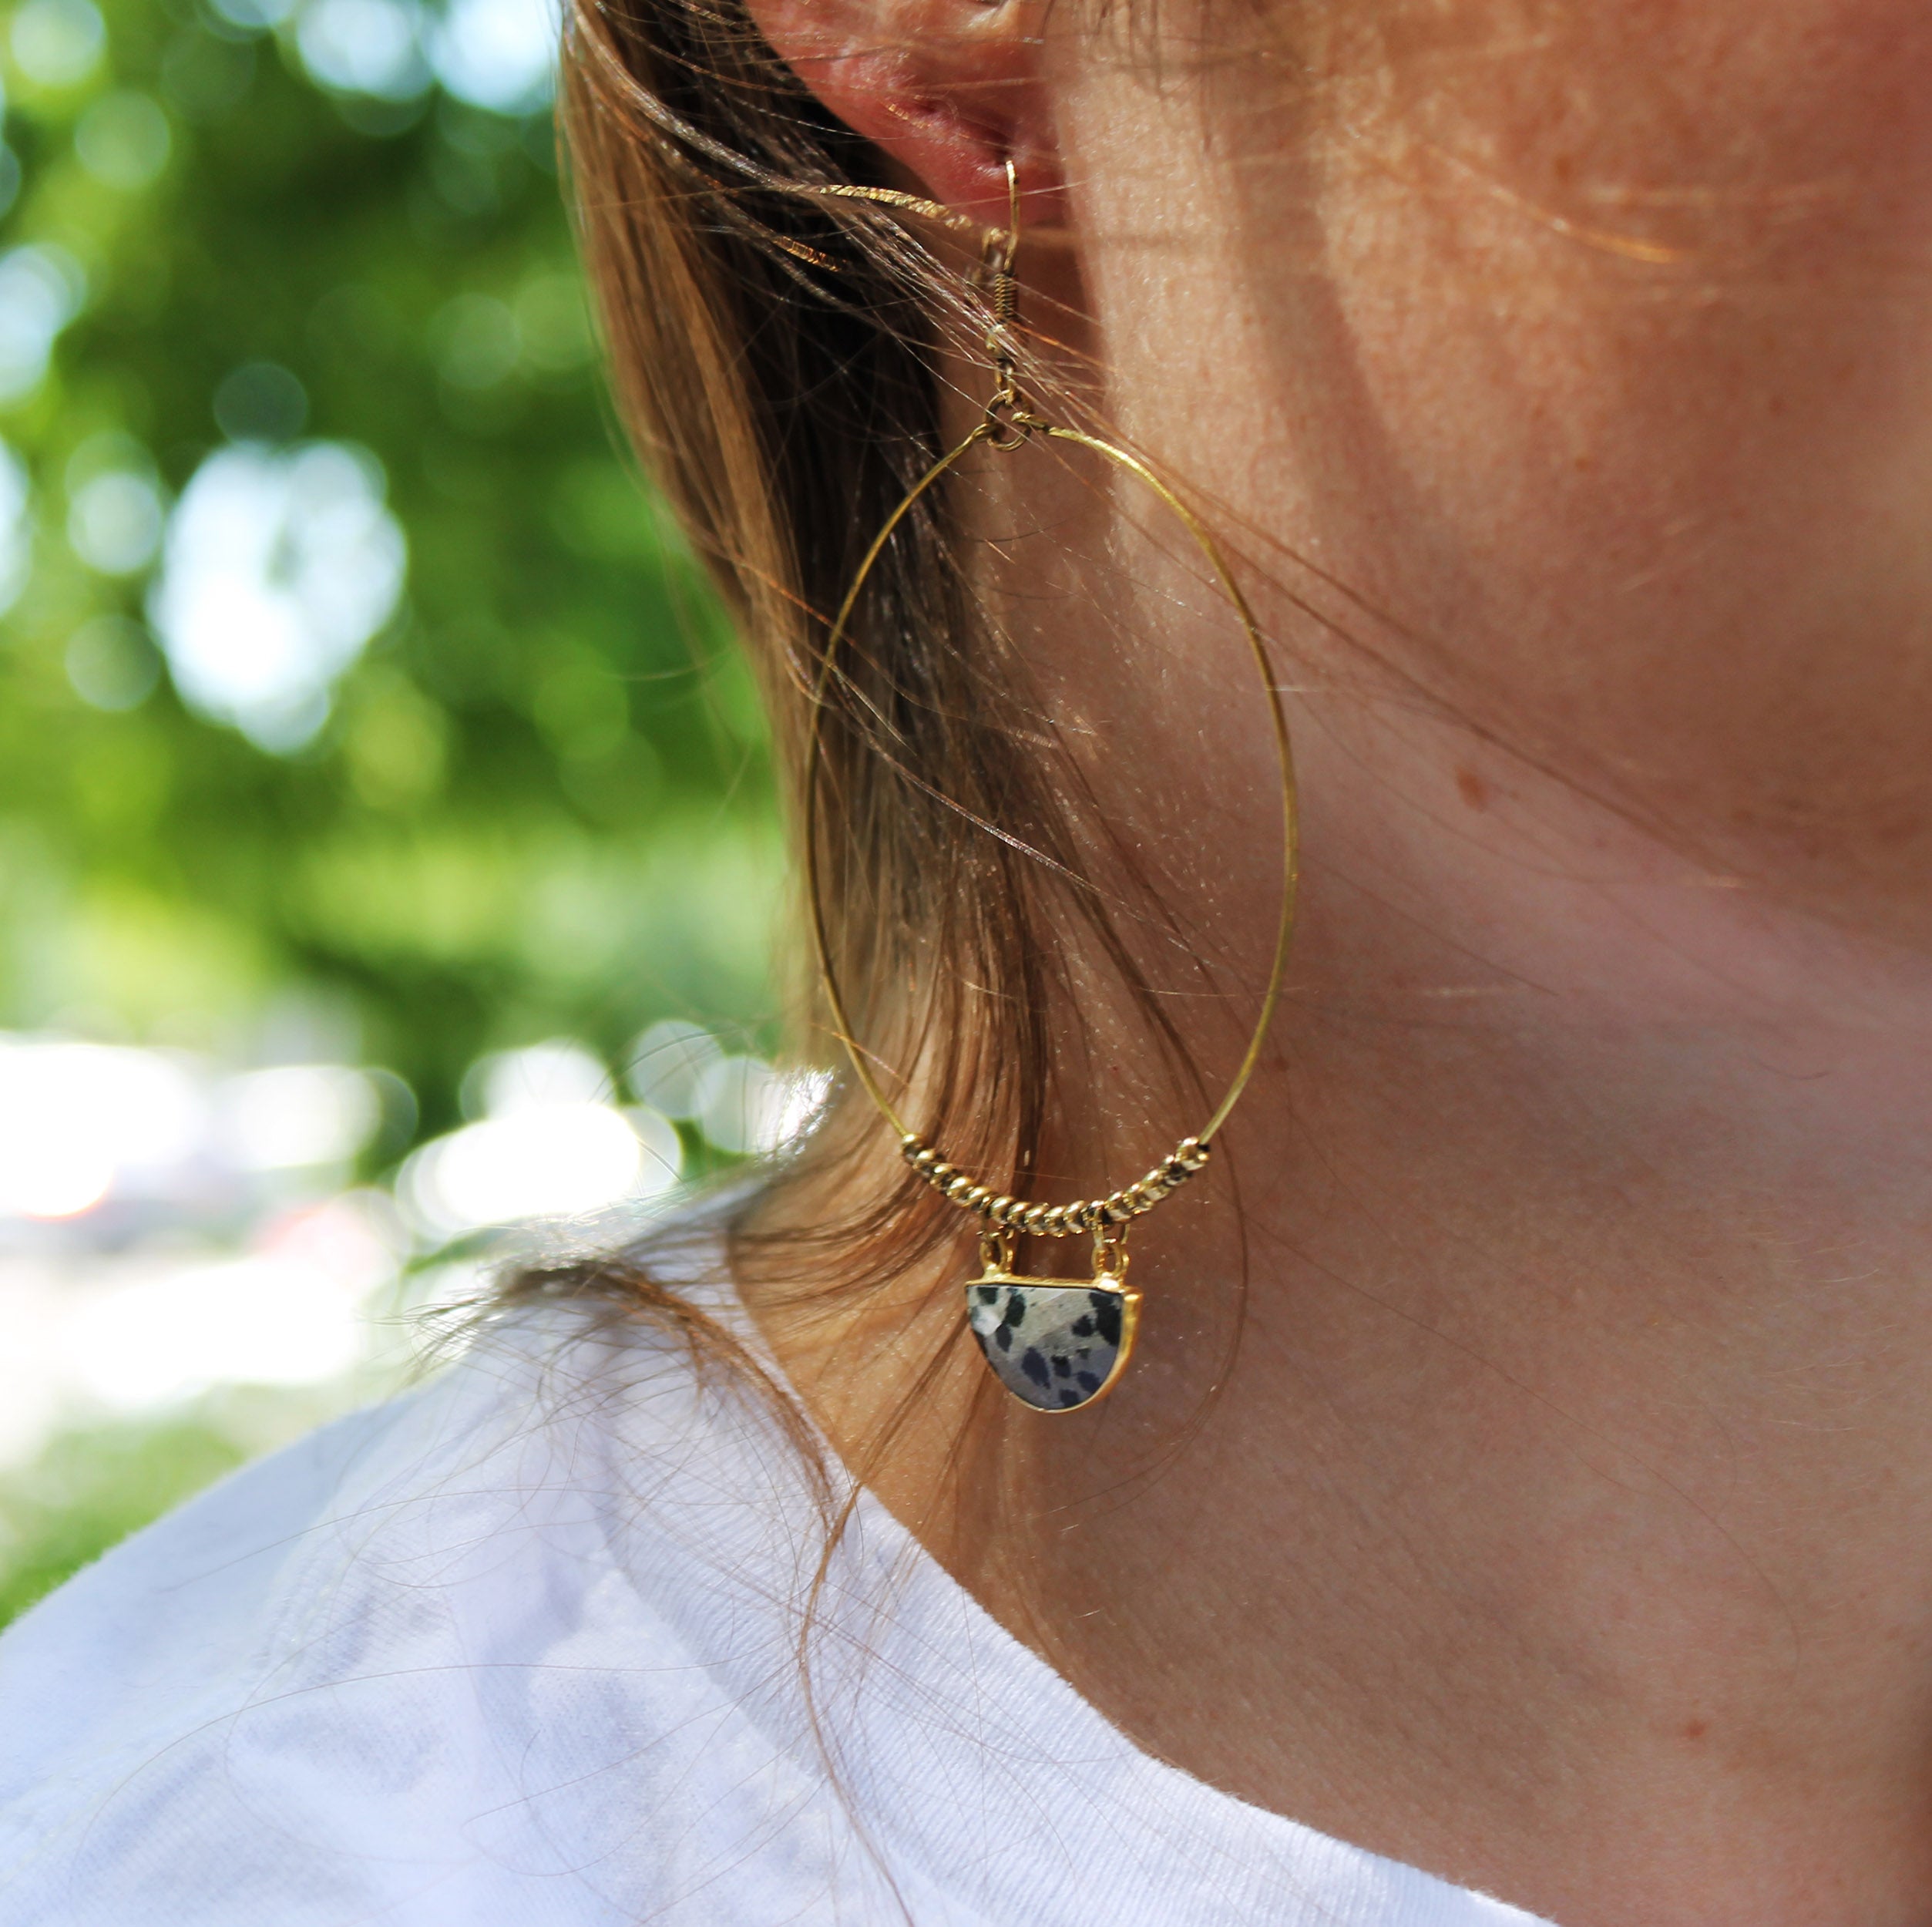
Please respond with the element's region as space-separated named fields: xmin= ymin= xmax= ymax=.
xmin=1683 ymin=1718 xmax=1709 ymax=1742
xmin=1456 ymin=768 xmax=1490 ymax=810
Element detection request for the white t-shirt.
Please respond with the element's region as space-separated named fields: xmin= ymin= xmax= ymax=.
xmin=0 ymin=1248 xmax=1551 ymax=1926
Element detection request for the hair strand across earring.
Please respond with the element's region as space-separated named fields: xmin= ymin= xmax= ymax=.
xmin=804 ymin=160 xmax=1298 ymax=1413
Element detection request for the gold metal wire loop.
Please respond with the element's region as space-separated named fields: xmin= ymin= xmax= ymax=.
xmin=802 ymin=161 xmax=1299 ymax=1240
xmin=1093 ymin=1223 xmax=1130 ymax=1281
xmin=981 ymin=395 xmax=1037 ymax=452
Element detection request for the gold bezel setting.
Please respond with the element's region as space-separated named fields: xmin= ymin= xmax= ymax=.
xmin=965 ymin=1270 xmax=1141 ymax=1414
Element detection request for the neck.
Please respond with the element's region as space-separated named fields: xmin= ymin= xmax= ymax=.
xmin=751 ymin=699 xmax=1932 ymax=1927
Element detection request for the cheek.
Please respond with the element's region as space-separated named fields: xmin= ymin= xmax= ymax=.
xmin=1116 ymin=0 xmax=1932 ymax=930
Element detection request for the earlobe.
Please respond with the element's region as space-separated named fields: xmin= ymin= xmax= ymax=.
xmin=745 ymin=0 xmax=1057 ymax=225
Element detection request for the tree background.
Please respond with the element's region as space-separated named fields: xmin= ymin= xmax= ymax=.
xmin=0 ymin=0 xmax=781 ymax=1623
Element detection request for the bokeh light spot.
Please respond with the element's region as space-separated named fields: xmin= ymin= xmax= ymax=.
xmin=296 ymin=0 xmax=429 ymax=101
xmin=206 ymin=0 xmax=297 ymax=29
xmin=695 ymin=1054 xmax=828 ymax=1157
xmin=217 ymin=1064 xmax=380 ymax=1171
xmin=66 ymin=615 xmax=162 ymax=711
xmin=0 ymin=244 xmax=86 ymax=404
xmin=398 ymin=1040 xmax=680 ymax=1239
xmin=0 ymin=1039 xmax=206 ymax=1222
xmin=213 ymin=361 xmax=309 ymax=443
xmin=10 ymin=0 xmax=104 ymax=89
xmin=427 ymin=0 xmax=556 ymax=116
xmin=148 ymin=441 xmax=406 ymax=752
xmin=431 ymin=291 xmax=519 ymax=388
xmin=625 ymin=1020 xmax=721 ymax=1121
xmin=68 ymin=470 xmax=163 ymax=575
xmin=0 ymin=439 xmax=31 ymax=613
xmin=63 ymin=1256 xmax=366 ymax=1407
xmin=73 ymin=90 xmax=172 ymax=190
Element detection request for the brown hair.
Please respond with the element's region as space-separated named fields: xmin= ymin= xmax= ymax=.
xmin=547 ymin=0 xmax=1205 ymax=1391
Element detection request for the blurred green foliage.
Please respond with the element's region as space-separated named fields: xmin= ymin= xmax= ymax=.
xmin=0 ymin=0 xmax=781 ymax=1145
xmin=0 ymin=0 xmax=787 ymax=1626
xmin=0 ymin=1407 xmax=246 ymax=1622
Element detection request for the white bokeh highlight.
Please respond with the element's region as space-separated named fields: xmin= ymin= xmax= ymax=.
xmin=0 ymin=244 xmax=85 ymax=404
xmin=72 ymin=90 xmax=172 ymax=190
xmin=296 ymin=0 xmax=430 ymax=99
xmin=148 ymin=442 xmax=406 ymax=752
xmin=287 ymin=0 xmax=555 ymax=110
xmin=402 ymin=1041 xmax=683 ymax=1240
xmin=68 ymin=468 xmax=163 ymax=575
xmin=0 ymin=1041 xmax=205 ymax=1221
xmin=9 ymin=0 xmax=104 ymax=89
xmin=428 ymin=0 xmax=556 ymax=113
xmin=217 ymin=1065 xmax=381 ymax=1172
xmin=0 ymin=1023 xmax=818 ymax=1468
xmin=704 ymin=1057 xmax=831 ymax=1158
xmin=624 ymin=1019 xmax=722 ymax=1119
xmin=58 ymin=1196 xmax=402 ymax=1411
xmin=0 ymin=440 xmax=31 ymax=614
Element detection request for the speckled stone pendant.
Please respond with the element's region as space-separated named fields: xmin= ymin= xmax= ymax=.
xmin=965 ymin=1230 xmax=1140 ymax=1413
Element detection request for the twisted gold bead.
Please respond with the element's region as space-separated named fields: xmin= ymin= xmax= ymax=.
xmin=889 ymin=1128 xmax=1211 ymax=1236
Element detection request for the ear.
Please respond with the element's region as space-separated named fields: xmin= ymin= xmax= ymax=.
xmin=745 ymin=0 xmax=1060 ymax=227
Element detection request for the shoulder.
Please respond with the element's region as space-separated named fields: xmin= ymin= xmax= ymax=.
xmin=0 ymin=1259 xmax=1554 ymax=1927
xmin=0 ymin=1293 xmax=869 ymax=1927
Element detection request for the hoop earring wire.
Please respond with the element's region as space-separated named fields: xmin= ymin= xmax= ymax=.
xmin=802 ymin=162 xmax=1298 ymax=1411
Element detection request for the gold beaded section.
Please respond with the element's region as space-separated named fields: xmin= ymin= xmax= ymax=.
xmin=898 ymin=1133 xmax=1211 ymax=1235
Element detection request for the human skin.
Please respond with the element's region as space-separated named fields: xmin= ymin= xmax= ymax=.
xmin=736 ymin=1 xmax=1932 ymax=1920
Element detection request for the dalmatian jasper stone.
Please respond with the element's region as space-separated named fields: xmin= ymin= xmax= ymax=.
xmin=966 ymin=1280 xmax=1138 ymax=1411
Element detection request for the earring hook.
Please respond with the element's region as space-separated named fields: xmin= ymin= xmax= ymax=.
xmin=981 ymin=158 xmax=1034 ymax=445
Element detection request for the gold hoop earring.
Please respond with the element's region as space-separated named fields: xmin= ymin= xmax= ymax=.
xmin=803 ymin=162 xmax=1298 ymax=1414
